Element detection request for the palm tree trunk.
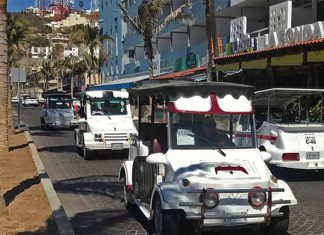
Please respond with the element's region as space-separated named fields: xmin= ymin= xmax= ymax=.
xmin=0 ymin=1 xmax=9 ymax=152
xmin=0 ymin=0 xmax=9 ymax=216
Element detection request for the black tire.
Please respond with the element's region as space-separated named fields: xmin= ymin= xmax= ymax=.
xmin=75 ymin=135 xmax=82 ymax=155
xmin=82 ymin=141 xmax=92 ymax=160
xmin=132 ymin=156 xmax=154 ymax=199
xmin=266 ymin=206 xmax=290 ymax=234
xmin=153 ymin=194 xmax=185 ymax=235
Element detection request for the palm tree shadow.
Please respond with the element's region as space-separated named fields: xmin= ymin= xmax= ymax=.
xmin=4 ymin=176 xmax=40 ymax=206
xmin=9 ymin=142 xmax=31 ymax=151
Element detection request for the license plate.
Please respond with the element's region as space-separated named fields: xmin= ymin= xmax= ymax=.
xmin=111 ymin=143 xmax=123 ymax=150
xmin=306 ymin=152 xmax=320 ymax=160
xmin=223 ymin=217 xmax=247 ymax=226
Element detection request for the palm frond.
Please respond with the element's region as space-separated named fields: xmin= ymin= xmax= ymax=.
xmin=117 ymin=3 xmax=143 ymax=35
xmin=155 ymin=2 xmax=194 ymax=35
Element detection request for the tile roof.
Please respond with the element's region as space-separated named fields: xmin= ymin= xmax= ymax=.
xmin=154 ymin=66 xmax=207 ymax=80
xmin=214 ymin=38 xmax=324 ymax=62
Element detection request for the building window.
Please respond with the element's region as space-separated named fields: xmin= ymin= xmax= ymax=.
xmin=128 ymin=50 xmax=135 ymax=58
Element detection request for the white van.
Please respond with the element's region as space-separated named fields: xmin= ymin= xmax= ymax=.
xmin=74 ymin=90 xmax=137 ymax=160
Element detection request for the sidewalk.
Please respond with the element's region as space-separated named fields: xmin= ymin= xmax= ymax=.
xmin=0 ymin=128 xmax=56 ymax=234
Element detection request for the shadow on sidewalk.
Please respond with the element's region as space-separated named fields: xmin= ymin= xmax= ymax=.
xmin=4 ymin=176 xmax=40 ymax=206
xmin=9 ymin=142 xmax=31 ymax=151
xmin=17 ymin=217 xmax=58 ymax=235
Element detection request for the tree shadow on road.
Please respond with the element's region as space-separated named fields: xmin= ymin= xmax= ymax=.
xmin=53 ymin=175 xmax=122 ymax=200
xmin=37 ymin=145 xmax=76 ymax=153
xmin=29 ymin=131 xmax=69 ymax=137
xmin=4 ymin=176 xmax=40 ymax=206
xmin=70 ymin=206 xmax=154 ymax=234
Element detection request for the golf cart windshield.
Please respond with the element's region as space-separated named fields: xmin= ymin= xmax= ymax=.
xmin=48 ymin=97 xmax=71 ymax=109
xmin=170 ymin=113 xmax=256 ymax=150
xmin=90 ymin=97 xmax=127 ymax=116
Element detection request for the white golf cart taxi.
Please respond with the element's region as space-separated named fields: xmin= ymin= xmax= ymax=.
xmin=40 ymin=91 xmax=77 ymax=129
xmin=254 ymin=88 xmax=324 ymax=170
xmin=74 ymin=89 xmax=137 ymax=160
xmin=119 ymin=82 xmax=296 ymax=234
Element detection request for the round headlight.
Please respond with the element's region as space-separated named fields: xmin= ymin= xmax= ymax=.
xmin=248 ymin=187 xmax=267 ymax=208
xmin=200 ymin=192 xmax=219 ymax=209
xmin=181 ymin=179 xmax=190 ymax=187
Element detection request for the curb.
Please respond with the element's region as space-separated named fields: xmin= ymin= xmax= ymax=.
xmin=21 ymin=123 xmax=75 ymax=235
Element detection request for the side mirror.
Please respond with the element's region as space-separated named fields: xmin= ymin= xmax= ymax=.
xmin=260 ymin=151 xmax=272 ymax=162
xmin=146 ymin=153 xmax=167 ymax=165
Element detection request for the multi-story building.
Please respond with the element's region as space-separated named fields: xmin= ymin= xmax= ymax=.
xmin=99 ymin=0 xmax=324 ymax=85
xmin=214 ymin=0 xmax=324 ymax=89
xmin=99 ymin=0 xmax=232 ymax=82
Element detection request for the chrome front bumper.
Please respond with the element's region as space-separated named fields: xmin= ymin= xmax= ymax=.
xmin=178 ymin=187 xmax=289 ymax=226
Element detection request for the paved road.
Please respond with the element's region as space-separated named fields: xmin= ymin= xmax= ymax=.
xmin=17 ymin=106 xmax=324 ymax=235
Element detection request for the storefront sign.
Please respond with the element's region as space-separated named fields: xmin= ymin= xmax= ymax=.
xmin=228 ymin=1 xmax=324 ymax=55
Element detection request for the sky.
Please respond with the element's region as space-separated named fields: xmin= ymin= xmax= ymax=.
xmin=8 ymin=0 xmax=91 ymax=12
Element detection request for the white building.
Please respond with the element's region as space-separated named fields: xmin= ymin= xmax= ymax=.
xmin=64 ymin=47 xmax=79 ymax=58
xmin=30 ymin=46 xmax=52 ymax=59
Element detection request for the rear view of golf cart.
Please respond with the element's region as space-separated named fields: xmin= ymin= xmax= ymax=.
xmin=254 ymin=88 xmax=324 ymax=171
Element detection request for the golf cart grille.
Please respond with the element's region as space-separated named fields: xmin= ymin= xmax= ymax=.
xmin=104 ymin=133 xmax=128 ymax=142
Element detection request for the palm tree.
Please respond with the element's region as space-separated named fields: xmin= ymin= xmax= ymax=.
xmin=7 ymin=14 xmax=35 ymax=66
xmin=7 ymin=14 xmax=35 ymax=134
xmin=83 ymin=25 xmax=113 ymax=86
xmin=40 ymin=60 xmax=56 ymax=91
xmin=64 ymin=55 xmax=80 ymax=97
xmin=118 ymin=0 xmax=193 ymax=79
xmin=0 ymin=0 xmax=9 ymax=215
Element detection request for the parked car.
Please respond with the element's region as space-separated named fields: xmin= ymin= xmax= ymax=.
xmin=74 ymin=90 xmax=137 ymax=160
xmin=40 ymin=91 xmax=77 ymax=130
xmin=22 ymin=96 xmax=39 ymax=106
xmin=254 ymin=88 xmax=324 ymax=171
xmin=11 ymin=96 xmax=19 ymax=103
xmin=118 ymin=82 xmax=297 ymax=234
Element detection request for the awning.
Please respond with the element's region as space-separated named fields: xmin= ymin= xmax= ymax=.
xmin=87 ymin=74 xmax=149 ymax=91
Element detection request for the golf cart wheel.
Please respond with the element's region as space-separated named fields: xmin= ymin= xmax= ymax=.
xmin=132 ymin=156 xmax=154 ymax=199
xmin=153 ymin=194 xmax=185 ymax=235
xmin=74 ymin=137 xmax=82 ymax=155
xmin=82 ymin=141 xmax=92 ymax=160
xmin=266 ymin=206 xmax=290 ymax=234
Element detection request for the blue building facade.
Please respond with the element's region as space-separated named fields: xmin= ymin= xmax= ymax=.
xmin=99 ymin=0 xmax=233 ymax=81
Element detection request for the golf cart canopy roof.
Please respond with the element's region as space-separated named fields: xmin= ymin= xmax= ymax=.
xmin=42 ymin=91 xmax=71 ymax=98
xmin=75 ymin=90 xmax=129 ymax=99
xmin=254 ymin=88 xmax=324 ymax=109
xmin=131 ymin=81 xmax=254 ymax=114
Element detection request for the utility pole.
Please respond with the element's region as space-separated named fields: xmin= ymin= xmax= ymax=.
xmin=205 ymin=0 xmax=219 ymax=82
